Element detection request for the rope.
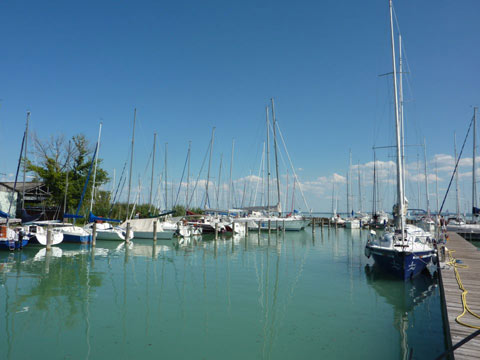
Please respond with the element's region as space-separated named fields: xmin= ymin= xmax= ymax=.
xmin=446 ymin=249 xmax=480 ymax=329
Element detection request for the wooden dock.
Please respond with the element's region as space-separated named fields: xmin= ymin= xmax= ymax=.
xmin=441 ymin=232 xmax=480 ymax=359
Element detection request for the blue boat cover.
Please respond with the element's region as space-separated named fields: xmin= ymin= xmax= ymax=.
xmin=63 ymin=213 xmax=84 ymax=219
xmin=88 ymin=212 xmax=121 ymax=223
xmin=0 ymin=210 xmax=10 ymax=218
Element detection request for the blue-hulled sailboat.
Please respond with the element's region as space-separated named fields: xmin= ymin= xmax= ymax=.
xmin=364 ymin=0 xmax=436 ymax=280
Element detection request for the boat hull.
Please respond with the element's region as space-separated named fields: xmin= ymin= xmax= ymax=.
xmin=366 ymin=245 xmax=434 ymax=280
xmin=0 ymin=238 xmax=29 ymax=250
xmin=62 ymin=233 xmax=92 ymax=244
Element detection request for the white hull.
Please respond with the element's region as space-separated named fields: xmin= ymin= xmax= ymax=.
xmin=134 ymin=230 xmax=175 ymax=240
xmin=345 ymin=219 xmax=361 ymax=229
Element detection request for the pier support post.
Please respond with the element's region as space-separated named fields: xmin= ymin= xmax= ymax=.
xmin=153 ymin=221 xmax=157 ymax=241
xmin=312 ymin=218 xmax=316 ymax=234
xmin=245 ymin=222 xmax=248 ymax=237
xmin=258 ymin=221 xmax=261 ymax=235
xmin=126 ymin=222 xmax=131 ymax=243
xmin=268 ymin=220 xmax=271 ymax=235
xmin=215 ymin=223 xmax=218 ymax=241
xmin=46 ymin=226 xmax=52 ymax=251
xmin=92 ymin=222 xmax=97 ymax=247
xmin=283 ymin=220 xmax=285 ymax=234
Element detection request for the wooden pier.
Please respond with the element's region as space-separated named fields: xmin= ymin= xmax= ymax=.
xmin=441 ymin=232 xmax=480 ymax=359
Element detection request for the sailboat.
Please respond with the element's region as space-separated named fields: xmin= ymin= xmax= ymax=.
xmin=365 ymin=0 xmax=435 ymax=280
xmin=447 ymin=107 xmax=480 ymax=240
xmin=418 ymin=139 xmax=435 ymax=232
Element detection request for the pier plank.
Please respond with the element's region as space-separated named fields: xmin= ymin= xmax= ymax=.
xmin=441 ymin=232 xmax=480 ymax=360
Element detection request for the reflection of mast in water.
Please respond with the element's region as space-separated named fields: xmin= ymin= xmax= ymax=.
xmin=364 ymin=266 xmax=436 ymax=360
xmin=84 ymin=252 xmax=91 ymax=359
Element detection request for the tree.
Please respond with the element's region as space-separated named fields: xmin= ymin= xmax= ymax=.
xmin=28 ymin=133 xmax=109 ymax=218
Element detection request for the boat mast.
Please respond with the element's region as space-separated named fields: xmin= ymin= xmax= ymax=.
xmin=373 ymin=149 xmax=377 ymax=216
xmin=228 ymin=139 xmax=234 ymax=210
xmin=204 ymin=127 xmax=215 ymax=209
xmin=473 ymin=107 xmax=477 ymax=221
xmin=186 ymin=141 xmax=191 ymax=210
xmin=149 ymin=132 xmax=157 ymax=211
xmin=389 ymin=0 xmax=405 ymax=232
xmin=216 ymin=154 xmax=223 ymax=209
xmin=399 ymin=34 xmax=406 ymax=191
xmin=89 ymin=122 xmax=103 ymax=214
xmin=454 ymin=133 xmax=460 ymax=218
xmin=165 ymin=142 xmax=168 ymax=210
xmin=435 ymin=159 xmax=439 ymax=215
xmin=358 ymin=161 xmax=362 ymax=213
xmin=423 ymin=138 xmax=430 ymax=216
xmin=331 ymin=178 xmax=336 ymax=216
xmin=266 ymin=106 xmax=270 ymax=215
xmin=417 ymin=153 xmax=421 ymax=209
xmin=63 ymin=140 xmax=71 ymax=215
xmin=21 ymin=111 xmax=30 ymax=210
xmin=127 ymin=109 xmax=136 ymax=220
xmin=271 ymin=98 xmax=281 ymax=213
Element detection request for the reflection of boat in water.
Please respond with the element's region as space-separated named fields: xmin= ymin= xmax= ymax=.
xmin=364 ymin=265 xmax=439 ymax=359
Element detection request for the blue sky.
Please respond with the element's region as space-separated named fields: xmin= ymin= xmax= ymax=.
xmin=0 ymin=0 xmax=479 ymax=213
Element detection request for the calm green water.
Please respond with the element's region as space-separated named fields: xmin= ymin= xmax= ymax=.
xmin=0 ymin=229 xmax=447 ymax=359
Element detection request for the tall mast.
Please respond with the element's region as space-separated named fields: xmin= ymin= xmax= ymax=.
xmin=399 ymin=34 xmax=406 ymax=191
xmin=63 ymin=140 xmax=71 ymax=215
xmin=165 ymin=142 xmax=168 ymax=210
xmin=285 ymin=170 xmax=289 ymax=214
xmin=423 ymin=138 xmax=430 ymax=215
xmin=266 ymin=106 xmax=271 ymax=214
xmin=186 ymin=141 xmax=191 ymax=210
xmin=204 ymin=127 xmax=215 ymax=209
xmin=435 ymin=159 xmax=439 ymax=215
xmin=389 ymin=0 xmax=405 ymax=232
xmin=216 ymin=154 xmax=223 ymax=209
xmin=454 ymin=133 xmax=460 ymax=218
xmin=331 ymin=178 xmax=336 ymax=215
xmin=90 ymin=122 xmax=103 ymax=213
xmin=473 ymin=107 xmax=477 ymax=221
xmin=357 ymin=161 xmax=362 ymax=213
xmin=373 ymin=152 xmax=376 ymax=215
xmin=149 ymin=132 xmax=157 ymax=210
xmin=417 ymin=153 xmax=421 ymax=209
xmin=21 ymin=111 xmax=30 ymax=210
xmin=346 ymin=150 xmax=351 ymax=216
xmin=228 ymin=139 xmax=235 ymax=210
xmin=126 ymin=109 xmax=136 ymax=220
xmin=271 ymin=98 xmax=281 ymax=212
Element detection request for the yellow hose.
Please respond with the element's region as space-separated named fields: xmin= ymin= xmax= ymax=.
xmin=446 ymin=250 xmax=480 ymax=330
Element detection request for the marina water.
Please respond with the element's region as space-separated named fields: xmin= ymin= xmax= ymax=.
xmin=0 ymin=228 xmax=447 ymax=359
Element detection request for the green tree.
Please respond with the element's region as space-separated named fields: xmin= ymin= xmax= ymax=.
xmin=28 ymin=133 xmax=109 ymax=217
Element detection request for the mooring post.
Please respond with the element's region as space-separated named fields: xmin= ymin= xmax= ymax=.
xmin=283 ymin=220 xmax=286 ymax=234
xmin=258 ymin=221 xmax=261 ymax=235
xmin=126 ymin=222 xmax=131 ymax=243
xmin=153 ymin=220 xmax=157 ymax=241
xmin=312 ymin=218 xmax=315 ymax=234
xmin=245 ymin=222 xmax=248 ymax=237
xmin=92 ymin=222 xmax=97 ymax=248
xmin=268 ymin=220 xmax=271 ymax=234
xmin=215 ymin=223 xmax=218 ymax=241
xmin=46 ymin=226 xmax=52 ymax=251
xmin=276 ymin=220 xmax=279 ymax=234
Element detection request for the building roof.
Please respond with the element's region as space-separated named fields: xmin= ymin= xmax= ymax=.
xmin=0 ymin=182 xmax=46 ymax=192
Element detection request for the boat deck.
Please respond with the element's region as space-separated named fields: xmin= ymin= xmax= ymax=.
xmin=441 ymin=232 xmax=480 ymax=359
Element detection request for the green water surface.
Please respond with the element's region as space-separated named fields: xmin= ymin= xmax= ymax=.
xmin=0 ymin=229 xmax=447 ymax=359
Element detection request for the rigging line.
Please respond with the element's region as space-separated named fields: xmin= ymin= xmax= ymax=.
xmin=187 ymin=139 xmax=211 ymax=209
xmin=439 ymin=115 xmax=475 ymax=214
xmin=109 ymin=157 xmax=129 ymax=214
xmin=275 ymin=122 xmax=310 ymax=213
xmin=174 ymin=148 xmax=189 ymax=207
